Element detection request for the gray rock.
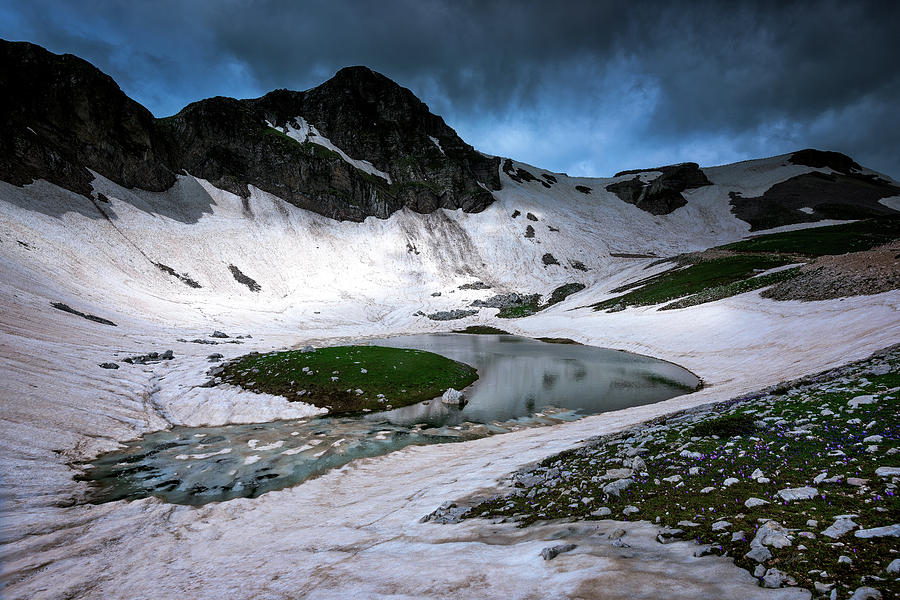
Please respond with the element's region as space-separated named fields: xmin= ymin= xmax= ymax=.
xmin=745 ymin=546 xmax=772 ymax=563
xmin=427 ymin=309 xmax=478 ymax=321
xmin=210 ymin=330 xmax=229 ymax=338
xmin=622 ymin=505 xmax=639 ymax=516
xmin=441 ymin=388 xmax=466 ymax=406
xmin=711 ymin=521 xmax=731 ymax=531
xmin=849 ymin=587 xmax=882 ymax=600
xmin=848 ymin=394 xmax=877 ymax=407
xmin=540 ymin=543 xmax=576 ymax=561
xmin=752 ymin=521 xmax=791 ymax=549
xmin=875 ymin=466 xmax=900 ymax=477
xmin=300 ymin=345 xmax=316 ymax=353
xmin=207 ymin=353 xmax=224 ymax=361
xmin=608 ymin=528 xmax=626 ymax=539
xmin=754 ymin=565 xmax=766 ymax=578
xmin=99 ymin=362 xmax=119 ymax=369
xmin=161 ymin=349 xmax=174 ymax=360
xmin=762 ymin=568 xmax=785 ymax=588
xmin=590 ymin=507 xmax=611 ymax=517
xmin=745 ymin=497 xmax=770 ymax=508
xmin=854 ymin=524 xmax=900 ymax=539
xmin=822 ymin=516 xmax=859 ymax=539
xmin=731 ymin=530 xmax=746 ymax=542
xmin=602 ymin=478 xmax=633 ymax=497
xmin=886 ymin=558 xmax=900 ymax=574
xmin=777 ymin=486 xmax=818 ymax=501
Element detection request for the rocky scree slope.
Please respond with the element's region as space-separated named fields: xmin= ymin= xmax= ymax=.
xmin=0 ymin=39 xmax=499 ymax=222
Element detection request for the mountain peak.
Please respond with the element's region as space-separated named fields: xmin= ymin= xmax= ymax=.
xmin=0 ymin=40 xmax=500 ymax=222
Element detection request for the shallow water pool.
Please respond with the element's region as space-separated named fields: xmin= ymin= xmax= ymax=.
xmin=77 ymin=334 xmax=699 ymax=505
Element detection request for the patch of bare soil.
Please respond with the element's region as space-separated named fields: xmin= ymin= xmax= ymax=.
xmin=762 ymin=241 xmax=900 ymax=301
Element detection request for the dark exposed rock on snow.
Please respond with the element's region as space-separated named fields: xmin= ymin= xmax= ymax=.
xmin=228 ymin=265 xmax=261 ymax=292
xmin=471 ymin=292 xmax=541 ymax=309
xmin=98 ymin=363 xmax=119 ymax=369
xmin=524 ymin=225 xmax=535 ymax=238
xmin=122 ymin=350 xmax=174 ymax=365
xmin=154 ymin=263 xmax=202 ymax=288
xmin=0 ymin=41 xmax=500 ymax=223
xmin=526 ymin=212 xmax=538 ymax=221
xmin=426 ymin=309 xmax=478 ymax=321
xmin=458 ymin=281 xmax=490 ymax=290
xmin=502 ymin=159 xmax=541 ymax=184
xmin=50 ymin=302 xmax=117 ymax=326
xmin=575 ymin=185 xmax=592 ymax=194
xmin=729 ymin=170 xmax=900 ymax=231
xmin=788 ymin=149 xmax=862 ymax=173
xmin=606 ymin=163 xmax=712 ymax=215
xmin=542 ymin=253 xmax=560 ymax=266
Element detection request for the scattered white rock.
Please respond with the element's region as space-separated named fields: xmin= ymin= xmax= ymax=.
xmin=854 ymin=524 xmax=900 ymax=539
xmin=750 ymin=468 xmax=764 ymax=480
xmin=848 ymin=394 xmax=876 ymax=408
xmin=700 ymin=486 xmax=715 ymax=494
xmin=762 ymin=568 xmax=786 ymax=588
xmin=875 ymin=466 xmax=900 ymax=477
xmin=752 ymin=521 xmax=792 ymax=549
xmin=777 ymin=487 xmax=818 ymax=502
xmin=723 ymin=477 xmax=739 ymax=487
xmin=886 ymin=558 xmax=900 ymax=574
xmin=745 ymin=497 xmax=770 ymax=508
xmin=838 ymin=555 xmax=853 ymax=565
xmin=822 ymin=516 xmax=858 ymax=539
xmin=603 ymin=478 xmax=633 ymax=497
xmin=849 ymin=587 xmax=882 ymax=600
xmin=441 ymin=388 xmax=465 ymax=405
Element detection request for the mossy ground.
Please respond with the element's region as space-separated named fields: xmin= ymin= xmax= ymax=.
xmin=459 ymin=349 xmax=900 ymax=598
xmin=592 ymin=254 xmax=796 ymax=311
xmin=219 ymin=345 xmax=478 ymax=414
xmin=723 ymin=217 xmax=899 ymax=256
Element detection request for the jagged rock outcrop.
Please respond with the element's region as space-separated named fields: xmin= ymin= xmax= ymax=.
xmin=605 ymin=162 xmax=712 ymax=215
xmin=0 ymin=40 xmax=174 ymax=197
xmin=0 ymin=40 xmax=500 ymax=222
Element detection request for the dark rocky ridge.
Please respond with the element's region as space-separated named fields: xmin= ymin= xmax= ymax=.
xmin=606 ymin=162 xmax=712 ymax=215
xmin=0 ymin=40 xmax=500 ymax=222
xmin=730 ymin=172 xmax=900 ymax=231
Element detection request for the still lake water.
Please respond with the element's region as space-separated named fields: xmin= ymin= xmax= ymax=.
xmin=78 ymin=334 xmax=699 ymax=505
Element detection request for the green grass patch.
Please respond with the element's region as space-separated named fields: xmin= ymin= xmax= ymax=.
xmin=660 ymin=267 xmax=802 ymax=310
xmin=219 ymin=345 xmax=478 ymax=414
xmin=689 ymin=413 xmax=756 ymax=437
xmin=459 ymin=349 xmax=900 ymax=598
xmin=723 ymin=217 xmax=899 ymax=256
xmin=592 ymin=254 xmax=795 ymax=311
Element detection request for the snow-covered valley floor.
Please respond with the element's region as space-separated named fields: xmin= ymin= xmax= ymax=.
xmin=1 ymin=159 xmax=898 ymax=599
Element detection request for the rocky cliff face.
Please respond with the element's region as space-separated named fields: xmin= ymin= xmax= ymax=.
xmin=0 ymin=41 xmax=500 ymax=222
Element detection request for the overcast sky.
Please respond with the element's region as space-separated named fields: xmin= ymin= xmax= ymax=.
xmin=2 ymin=0 xmax=898 ymax=178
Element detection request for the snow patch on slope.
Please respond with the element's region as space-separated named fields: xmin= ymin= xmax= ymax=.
xmin=879 ymin=195 xmax=900 ymax=211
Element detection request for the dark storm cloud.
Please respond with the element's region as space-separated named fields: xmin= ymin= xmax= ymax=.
xmin=1 ymin=0 xmax=898 ymax=178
